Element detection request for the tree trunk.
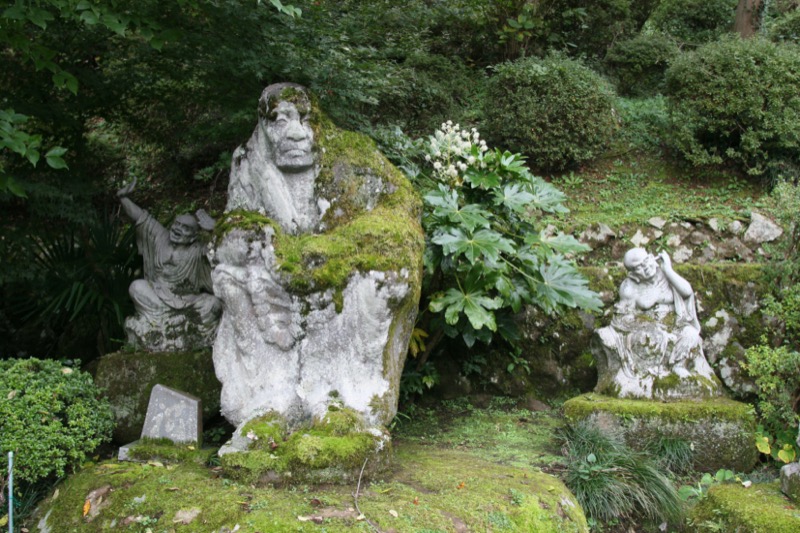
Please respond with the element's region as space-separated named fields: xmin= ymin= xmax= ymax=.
xmin=734 ymin=0 xmax=763 ymax=37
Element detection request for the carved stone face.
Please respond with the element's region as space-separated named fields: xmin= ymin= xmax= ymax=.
xmin=624 ymin=248 xmax=658 ymax=283
xmin=264 ymin=100 xmax=314 ymax=172
xmin=169 ymin=215 xmax=198 ymax=245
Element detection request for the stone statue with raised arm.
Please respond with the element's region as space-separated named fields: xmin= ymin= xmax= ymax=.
xmin=592 ymin=247 xmax=722 ymax=399
xmin=118 ymin=178 xmax=222 ymax=352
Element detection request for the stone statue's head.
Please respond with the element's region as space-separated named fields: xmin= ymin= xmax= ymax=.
xmin=170 ymin=214 xmax=199 ymax=245
xmin=257 ymin=83 xmax=315 ymax=173
xmin=623 ymin=247 xmax=658 ymax=283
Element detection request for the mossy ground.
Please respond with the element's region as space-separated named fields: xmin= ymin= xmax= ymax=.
xmin=34 ymin=398 xmax=586 ymax=532
xmin=690 ymin=481 xmax=800 ymax=532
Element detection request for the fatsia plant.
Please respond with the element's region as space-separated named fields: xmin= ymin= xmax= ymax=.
xmin=411 ymin=121 xmax=601 ymax=373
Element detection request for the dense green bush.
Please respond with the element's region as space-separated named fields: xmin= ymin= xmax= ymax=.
xmin=768 ymin=10 xmax=800 ymax=43
xmin=0 ymin=358 xmax=114 ymax=485
xmin=665 ymin=36 xmax=800 ymax=176
xmin=485 ymin=55 xmax=617 ymax=171
xmin=370 ymin=53 xmax=485 ymax=136
xmin=649 ymin=0 xmax=738 ymax=45
xmin=547 ymin=0 xmax=661 ymax=58
xmin=605 ymin=33 xmax=680 ymax=96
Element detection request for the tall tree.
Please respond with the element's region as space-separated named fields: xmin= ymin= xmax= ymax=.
xmin=734 ymin=0 xmax=763 ymax=36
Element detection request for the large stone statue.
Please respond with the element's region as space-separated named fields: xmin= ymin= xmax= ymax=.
xmin=592 ymin=248 xmax=722 ymax=399
xmin=210 ymin=84 xmax=423 ymax=437
xmin=118 ymin=178 xmax=221 ymax=351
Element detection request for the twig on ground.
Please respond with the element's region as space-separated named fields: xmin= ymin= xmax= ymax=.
xmin=353 ymin=456 xmax=382 ymax=533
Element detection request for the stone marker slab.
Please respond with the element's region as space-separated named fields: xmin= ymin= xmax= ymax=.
xmin=141 ymin=384 xmax=202 ymax=445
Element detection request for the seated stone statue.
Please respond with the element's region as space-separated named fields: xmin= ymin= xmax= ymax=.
xmin=118 ymin=178 xmax=221 ymax=351
xmin=210 ymin=83 xmax=424 ymax=435
xmin=592 ymin=248 xmax=722 ymax=399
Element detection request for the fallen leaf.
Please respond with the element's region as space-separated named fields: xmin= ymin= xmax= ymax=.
xmin=61 ymin=367 xmax=73 ymax=374
xmin=742 ymin=480 xmax=752 ymax=488
xmin=457 ymin=482 xmax=466 ymax=489
xmin=389 ymin=509 xmax=399 ymax=518
xmin=356 ymin=514 xmax=366 ymax=521
xmin=173 ymin=508 xmax=201 ymax=525
xmin=52 ymin=488 xmax=60 ymax=500
xmin=147 ymin=461 xmax=164 ymax=468
xmin=187 ymin=445 xmax=195 ymax=450
xmin=83 ymin=500 xmax=91 ymax=517
xmin=166 ymin=487 xmax=181 ymax=492
xmin=297 ymin=516 xmax=323 ymax=523
xmin=413 ymin=497 xmax=419 ymax=505
xmin=7 ymin=390 xmax=17 ymax=400
xmin=309 ymin=498 xmax=323 ymax=507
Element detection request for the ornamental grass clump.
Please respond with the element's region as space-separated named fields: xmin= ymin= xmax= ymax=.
xmin=560 ymin=421 xmax=683 ymax=527
xmin=0 ymin=358 xmax=114 ymax=485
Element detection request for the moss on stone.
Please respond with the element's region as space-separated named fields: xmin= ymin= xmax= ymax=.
xmin=93 ymin=349 xmax=221 ymax=444
xmin=564 ymin=393 xmax=753 ymax=424
xmin=690 ymin=482 xmax=800 ymax=532
xmin=563 ymin=394 xmax=757 ymax=472
xmin=220 ymin=407 xmax=389 ymax=486
xmin=126 ymin=438 xmax=215 ymax=465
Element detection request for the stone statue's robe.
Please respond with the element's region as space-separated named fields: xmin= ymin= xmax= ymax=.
xmin=131 ymin=211 xmax=216 ymax=323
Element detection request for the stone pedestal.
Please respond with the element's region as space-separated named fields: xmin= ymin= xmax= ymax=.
xmin=563 ymin=394 xmax=757 ymax=472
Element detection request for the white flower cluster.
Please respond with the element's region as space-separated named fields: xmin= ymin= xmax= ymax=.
xmin=426 ymin=120 xmax=488 ymax=185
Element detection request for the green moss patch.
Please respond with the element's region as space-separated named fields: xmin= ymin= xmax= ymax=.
xmin=220 ymin=407 xmax=390 ymax=486
xmin=564 ymin=394 xmax=757 ymax=472
xmin=34 ymin=443 xmax=587 ymax=532
xmin=690 ymin=482 xmax=800 ymax=532
xmin=93 ymin=349 xmax=221 ymax=444
xmin=125 ymin=438 xmax=216 ymax=466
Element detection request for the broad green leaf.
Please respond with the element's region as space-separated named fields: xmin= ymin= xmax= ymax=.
xmin=429 ymin=288 xmax=502 ymax=331
xmin=540 ymin=232 xmax=591 ymax=254
xmin=27 ymin=8 xmax=55 ymax=29
xmin=79 ymin=10 xmax=98 ymax=25
xmin=447 ymin=204 xmax=492 ymax=231
xmin=493 ymin=183 xmax=535 ymax=213
xmin=533 ymin=256 xmax=602 ymax=313
xmin=76 ymin=0 xmax=93 ymax=10
xmin=755 ymin=435 xmax=771 ymax=454
xmin=26 ymin=148 xmax=40 ymax=167
xmin=2 ymin=175 xmax=27 ymax=198
xmin=777 ymin=444 xmax=796 ymax=464
xmin=464 ymin=168 xmax=501 ymax=189
xmin=46 ymin=155 xmax=68 ymax=170
xmin=433 ymin=228 xmax=514 ymax=264
xmin=529 ymin=179 xmax=569 ymax=213
xmin=45 ymin=146 xmax=68 ymax=158
xmin=53 ymin=70 xmax=79 ymax=95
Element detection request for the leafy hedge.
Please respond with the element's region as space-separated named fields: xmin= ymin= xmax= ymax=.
xmin=0 ymin=358 xmax=114 ymax=485
xmin=649 ymin=0 xmax=738 ymax=45
xmin=485 ymin=55 xmax=616 ymax=171
xmin=605 ymin=33 xmax=680 ymax=97
xmin=665 ymin=36 xmax=800 ymax=176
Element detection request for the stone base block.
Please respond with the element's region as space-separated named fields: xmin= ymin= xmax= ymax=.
xmin=218 ymin=406 xmax=392 ymax=486
xmin=781 ymin=462 xmax=800 ymax=501
xmin=691 ymin=482 xmax=800 ymax=532
xmin=92 ymin=349 xmax=221 ymax=443
xmin=563 ymin=394 xmax=757 ymax=472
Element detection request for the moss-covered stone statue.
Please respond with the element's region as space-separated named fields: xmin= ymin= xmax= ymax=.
xmin=117 ymin=178 xmax=222 ymax=352
xmin=593 ymin=248 xmax=722 ymax=399
xmin=209 ymin=84 xmax=423 ymax=482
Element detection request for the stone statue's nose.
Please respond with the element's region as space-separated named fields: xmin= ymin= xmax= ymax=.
xmin=285 ymin=120 xmax=308 ymax=140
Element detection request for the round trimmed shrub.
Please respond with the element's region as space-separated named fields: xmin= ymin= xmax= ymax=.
xmin=665 ymin=36 xmax=800 ymax=176
xmin=485 ymin=55 xmax=616 ymax=171
xmin=650 ymin=0 xmax=738 ymax=45
xmin=605 ymin=33 xmax=680 ymax=96
xmin=0 ymin=358 xmax=114 ymax=484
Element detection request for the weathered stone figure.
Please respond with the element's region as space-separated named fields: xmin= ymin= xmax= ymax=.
xmin=211 ymin=84 xmax=423 ymax=436
xmin=593 ymin=248 xmax=722 ymax=399
xmin=226 ymin=82 xmax=321 ymax=234
xmin=118 ymin=178 xmax=221 ymax=351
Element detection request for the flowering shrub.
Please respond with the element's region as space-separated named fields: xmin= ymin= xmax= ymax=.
xmin=415 ymin=122 xmax=600 ymax=358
